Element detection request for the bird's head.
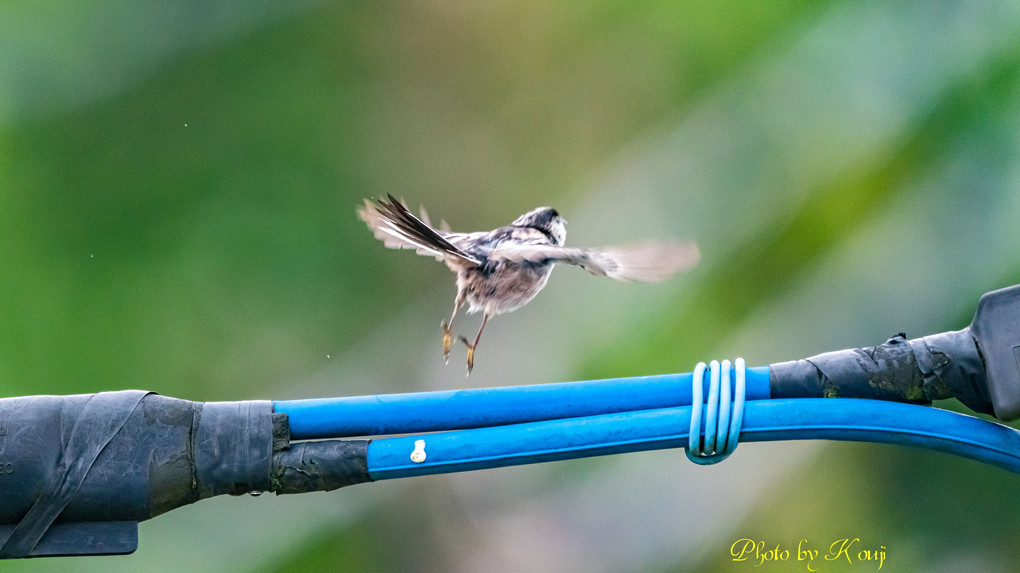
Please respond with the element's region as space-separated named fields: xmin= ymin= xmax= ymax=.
xmin=512 ymin=207 xmax=567 ymax=245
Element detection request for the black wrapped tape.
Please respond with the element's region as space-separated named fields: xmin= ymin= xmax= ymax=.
xmin=193 ymin=400 xmax=274 ymax=497
xmin=0 ymin=392 xmax=276 ymax=557
xmin=272 ymin=440 xmax=372 ymax=494
xmin=770 ymin=330 xmax=992 ymax=415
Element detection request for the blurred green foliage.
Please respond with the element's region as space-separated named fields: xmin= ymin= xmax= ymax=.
xmin=3 ymin=1 xmax=1020 ymax=571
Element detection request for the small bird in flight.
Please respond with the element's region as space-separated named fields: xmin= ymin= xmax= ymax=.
xmin=358 ymin=195 xmax=699 ymax=374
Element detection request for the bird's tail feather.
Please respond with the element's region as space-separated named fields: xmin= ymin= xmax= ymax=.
xmin=358 ymin=195 xmax=479 ymax=265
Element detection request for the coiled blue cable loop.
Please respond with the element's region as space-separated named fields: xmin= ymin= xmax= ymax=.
xmin=686 ymin=358 xmax=746 ymax=464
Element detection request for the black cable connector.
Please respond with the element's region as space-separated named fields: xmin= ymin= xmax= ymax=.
xmin=969 ymin=284 xmax=1020 ymax=420
xmin=770 ymin=284 xmax=1020 ymax=420
xmin=0 ymin=393 xmax=370 ymax=558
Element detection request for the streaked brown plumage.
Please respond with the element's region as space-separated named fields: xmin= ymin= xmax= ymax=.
xmin=358 ymin=195 xmax=700 ymax=373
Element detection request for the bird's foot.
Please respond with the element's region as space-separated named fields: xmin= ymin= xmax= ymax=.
xmin=441 ymin=321 xmax=453 ymax=364
xmin=458 ymin=336 xmax=475 ymax=376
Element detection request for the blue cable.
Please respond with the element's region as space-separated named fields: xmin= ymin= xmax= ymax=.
xmin=727 ymin=361 xmax=747 ymax=455
xmin=275 ymin=367 xmax=772 ymax=439
xmin=364 ymin=398 xmax=1020 ymax=479
xmin=277 ymin=364 xmax=1020 ymax=477
xmin=686 ymin=358 xmax=746 ymax=464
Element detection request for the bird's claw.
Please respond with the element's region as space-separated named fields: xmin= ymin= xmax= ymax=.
xmin=441 ymin=321 xmax=453 ymax=364
xmin=458 ymin=335 xmax=475 ymax=375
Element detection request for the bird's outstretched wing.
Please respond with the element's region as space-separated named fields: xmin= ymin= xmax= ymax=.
xmin=490 ymin=240 xmax=699 ymax=282
xmin=358 ymin=195 xmax=480 ymax=266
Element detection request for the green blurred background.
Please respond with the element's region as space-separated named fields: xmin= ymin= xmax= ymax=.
xmin=3 ymin=1 xmax=1020 ymax=571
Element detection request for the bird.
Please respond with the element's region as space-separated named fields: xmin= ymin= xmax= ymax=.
xmin=358 ymin=194 xmax=700 ymax=374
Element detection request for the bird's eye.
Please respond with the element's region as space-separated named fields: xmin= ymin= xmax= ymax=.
xmin=549 ymin=209 xmax=559 ymax=218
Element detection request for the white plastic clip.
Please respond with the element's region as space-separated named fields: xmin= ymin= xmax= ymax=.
xmin=410 ymin=439 xmax=427 ymax=463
